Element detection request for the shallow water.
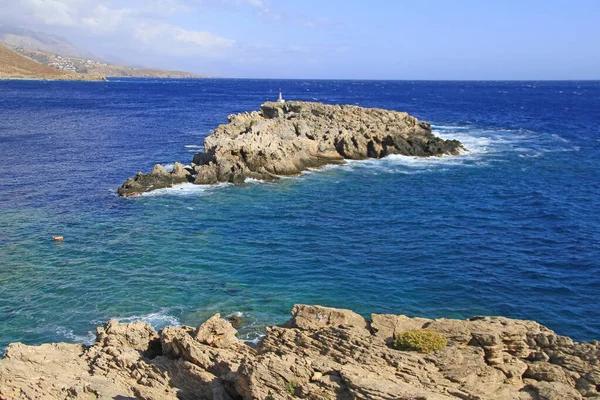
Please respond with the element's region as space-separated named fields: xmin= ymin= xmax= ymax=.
xmin=0 ymin=79 xmax=599 ymax=348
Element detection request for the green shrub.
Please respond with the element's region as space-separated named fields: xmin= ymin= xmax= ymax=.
xmin=285 ymin=380 xmax=298 ymax=397
xmin=392 ymin=329 xmax=447 ymax=353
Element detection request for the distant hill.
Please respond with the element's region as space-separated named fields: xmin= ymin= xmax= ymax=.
xmin=0 ymin=25 xmax=203 ymax=79
xmin=13 ymin=47 xmax=203 ymax=79
xmin=0 ymin=44 xmax=103 ymax=80
xmin=0 ymin=25 xmax=94 ymax=59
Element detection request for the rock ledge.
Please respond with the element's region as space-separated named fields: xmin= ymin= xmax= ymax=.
xmin=2 ymin=304 xmax=598 ymax=399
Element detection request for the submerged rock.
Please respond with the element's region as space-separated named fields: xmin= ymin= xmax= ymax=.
xmin=118 ymin=101 xmax=464 ymax=196
xmin=1 ymin=305 xmax=598 ymax=399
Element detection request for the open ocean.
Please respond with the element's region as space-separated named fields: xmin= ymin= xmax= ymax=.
xmin=0 ymin=79 xmax=599 ymax=350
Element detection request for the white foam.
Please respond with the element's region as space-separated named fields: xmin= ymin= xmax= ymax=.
xmin=551 ymin=134 xmax=569 ymax=143
xmin=163 ymin=163 xmax=174 ymax=172
xmin=431 ymin=125 xmax=470 ymax=130
xmin=55 ymin=328 xmax=96 ymax=346
xmin=140 ymin=182 xmax=231 ymax=197
xmin=244 ymin=333 xmax=266 ymax=346
xmin=334 ymin=125 xmax=535 ymax=176
xmin=519 ymin=152 xmax=543 ymax=158
xmin=301 ymin=163 xmax=350 ymax=175
xmin=225 ymin=311 xmax=244 ymax=318
xmin=117 ymin=312 xmax=181 ymax=328
xmin=185 ymin=145 xmax=203 ymax=149
xmin=244 ymin=178 xmax=267 ymax=184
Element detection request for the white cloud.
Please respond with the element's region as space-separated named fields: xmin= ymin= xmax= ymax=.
xmin=0 ymin=0 xmax=235 ymax=56
xmin=133 ymin=22 xmax=235 ymax=55
xmin=239 ymin=0 xmax=263 ymax=7
xmin=0 ymin=0 xmax=342 ymax=75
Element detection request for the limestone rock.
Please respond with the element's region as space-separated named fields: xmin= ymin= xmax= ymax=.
xmin=370 ymin=313 xmax=432 ymax=344
xmin=1 ymin=305 xmax=599 ymax=399
xmin=197 ymin=101 xmax=463 ymax=185
xmin=194 ymin=313 xmax=240 ymax=349
xmin=118 ymin=101 xmax=465 ymax=195
xmin=290 ymin=304 xmax=368 ymax=331
xmin=193 ymin=163 xmax=219 ymax=184
xmin=118 ymin=163 xmax=193 ymax=196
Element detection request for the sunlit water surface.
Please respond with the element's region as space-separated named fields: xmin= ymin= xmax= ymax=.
xmin=0 ymin=79 xmax=599 ymax=349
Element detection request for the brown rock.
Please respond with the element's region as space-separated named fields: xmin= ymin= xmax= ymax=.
xmin=524 ymin=362 xmax=573 ymax=384
xmin=118 ymin=101 xmax=465 ymax=195
xmin=370 ymin=313 xmax=431 ymax=344
xmin=194 ymin=314 xmax=240 ymax=349
xmin=117 ymin=163 xmax=193 ymax=196
xmin=290 ymin=304 xmax=368 ymax=331
xmin=1 ymin=305 xmax=598 ymax=399
xmin=523 ymin=381 xmax=583 ymax=400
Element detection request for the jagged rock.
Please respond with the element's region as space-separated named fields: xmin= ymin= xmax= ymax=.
xmin=194 ymin=163 xmax=219 ymax=184
xmin=118 ymin=101 xmax=464 ymax=195
xmin=1 ymin=305 xmax=599 ymax=399
xmin=290 ymin=304 xmax=368 ymax=331
xmin=194 ymin=314 xmax=240 ymax=349
xmin=524 ymin=362 xmax=573 ymax=384
xmin=370 ymin=313 xmax=432 ymax=343
xmin=172 ymin=162 xmax=190 ymax=178
xmin=523 ymin=381 xmax=584 ymax=399
xmin=118 ymin=163 xmax=193 ymax=196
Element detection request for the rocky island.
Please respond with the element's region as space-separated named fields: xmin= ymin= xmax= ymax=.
xmin=118 ymin=101 xmax=464 ymax=196
xmin=1 ymin=305 xmax=598 ymax=399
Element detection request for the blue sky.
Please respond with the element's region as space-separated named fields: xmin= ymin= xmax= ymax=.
xmin=1 ymin=0 xmax=598 ymax=79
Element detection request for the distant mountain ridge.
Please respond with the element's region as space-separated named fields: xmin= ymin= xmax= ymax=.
xmin=0 ymin=25 xmax=95 ymax=59
xmin=0 ymin=25 xmax=203 ymax=79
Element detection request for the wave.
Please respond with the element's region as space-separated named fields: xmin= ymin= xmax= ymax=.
xmin=89 ymin=309 xmax=182 ymax=330
xmin=225 ymin=311 xmax=244 ymax=318
xmin=140 ymin=182 xmax=231 ymax=197
xmin=551 ymin=134 xmax=570 ymax=143
xmin=55 ymin=327 xmax=96 ymax=346
xmin=185 ymin=144 xmax=204 ymax=153
xmin=117 ymin=311 xmax=181 ymax=328
xmin=244 ymin=178 xmax=268 ymax=184
xmin=138 ymin=124 xmax=569 ymax=194
xmin=244 ymin=333 xmax=266 ymax=347
xmin=431 ymin=125 xmax=471 ymax=130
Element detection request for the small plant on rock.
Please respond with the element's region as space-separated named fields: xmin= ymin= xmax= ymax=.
xmin=392 ymin=329 xmax=447 ymax=353
xmin=285 ymin=380 xmax=299 ymax=397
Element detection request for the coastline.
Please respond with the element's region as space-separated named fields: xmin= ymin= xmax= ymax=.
xmin=1 ymin=304 xmax=598 ymax=399
xmin=1 ymin=80 xmax=599 ymax=398
xmin=0 ymin=76 xmax=107 ymax=82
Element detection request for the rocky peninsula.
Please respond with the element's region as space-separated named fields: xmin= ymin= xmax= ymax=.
xmin=118 ymin=101 xmax=464 ymax=196
xmin=0 ymin=44 xmax=105 ymax=81
xmin=1 ymin=305 xmax=598 ymax=399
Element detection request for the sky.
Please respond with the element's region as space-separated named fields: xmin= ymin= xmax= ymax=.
xmin=0 ymin=0 xmax=598 ymax=79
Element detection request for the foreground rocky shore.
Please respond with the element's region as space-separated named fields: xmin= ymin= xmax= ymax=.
xmin=118 ymin=101 xmax=464 ymax=196
xmin=1 ymin=305 xmax=598 ymax=399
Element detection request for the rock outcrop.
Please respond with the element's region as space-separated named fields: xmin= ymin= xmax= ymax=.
xmin=1 ymin=305 xmax=599 ymax=399
xmin=118 ymin=101 xmax=464 ymax=196
xmin=117 ymin=162 xmax=194 ymax=197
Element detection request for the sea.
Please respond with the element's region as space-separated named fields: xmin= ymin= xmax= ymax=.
xmin=0 ymin=79 xmax=599 ymax=350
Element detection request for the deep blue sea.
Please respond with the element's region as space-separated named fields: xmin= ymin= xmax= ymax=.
xmin=0 ymin=79 xmax=599 ymax=350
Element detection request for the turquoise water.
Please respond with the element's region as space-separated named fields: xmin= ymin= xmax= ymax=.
xmin=1 ymin=79 xmax=599 ymax=349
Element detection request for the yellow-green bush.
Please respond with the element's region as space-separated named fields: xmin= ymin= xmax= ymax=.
xmin=392 ymin=329 xmax=447 ymax=353
xmin=285 ymin=380 xmax=298 ymax=397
